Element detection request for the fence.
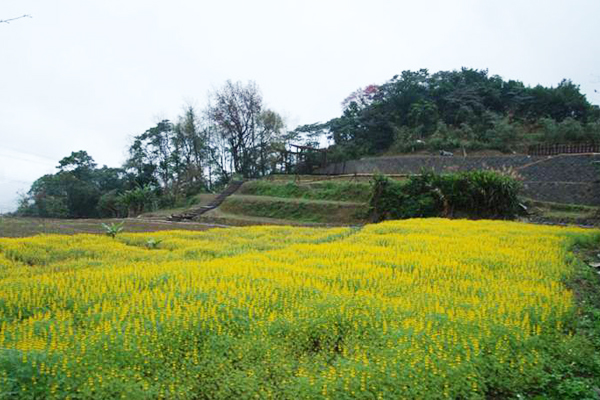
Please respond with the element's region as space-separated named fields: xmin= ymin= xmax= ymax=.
xmin=528 ymin=143 xmax=600 ymax=156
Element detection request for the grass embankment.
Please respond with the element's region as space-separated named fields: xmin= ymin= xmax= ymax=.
xmin=0 ymin=220 xmax=599 ymax=398
xmin=239 ymin=180 xmax=372 ymax=203
xmin=219 ymin=195 xmax=367 ymax=224
xmin=524 ymin=199 xmax=600 ymax=226
xmin=209 ymin=180 xmax=371 ymax=225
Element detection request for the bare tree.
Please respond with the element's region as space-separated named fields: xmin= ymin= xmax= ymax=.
xmin=207 ymin=80 xmax=283 ymax=178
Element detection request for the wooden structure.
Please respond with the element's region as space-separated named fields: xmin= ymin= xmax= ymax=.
xmin=528 ymin=143 xmax=600 ymax=156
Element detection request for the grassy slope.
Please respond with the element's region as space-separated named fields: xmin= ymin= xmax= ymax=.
xmin=199 ymin=180 xmax=372 ymax=226
xmin=219 ymin=195 xmax=366 ymax=225
xmin=524 ymin=199 xmax=600 ymax=227
xmin=239 ymin=180 xmax=372 ymax=203
xmin=217 ymin=179 xmax=600 ymax=227
xmin=198 ymin=208 xmax=333 ymax=227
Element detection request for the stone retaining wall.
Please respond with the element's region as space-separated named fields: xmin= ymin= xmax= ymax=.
xmin=318 ymin=154 xmax=600 ymax=206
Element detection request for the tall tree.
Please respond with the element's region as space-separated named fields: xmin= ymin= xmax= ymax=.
xmin=125 ymin=120 xmax=175 ymax=192
xmin=172 ymin=105 xmax=209 ymax=193
xmin=207 ymin=80 xmax=283 ymax=178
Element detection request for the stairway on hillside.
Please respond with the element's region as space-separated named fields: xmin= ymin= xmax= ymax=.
xmin=169 ymin=180 xmax=244 ymax=222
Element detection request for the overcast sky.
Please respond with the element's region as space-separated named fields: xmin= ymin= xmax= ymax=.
xmin=1 ymin=0 xmax=599 ymax=212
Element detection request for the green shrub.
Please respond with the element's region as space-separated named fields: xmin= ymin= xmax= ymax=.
xmin=369 ymin=170 xmax=522 ymax=221
xmin=118 ymin=185 xmax=157 ymax=217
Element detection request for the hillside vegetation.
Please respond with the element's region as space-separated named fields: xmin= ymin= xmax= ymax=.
xmin=296 ymin=68 xmax=600 ymax=165
xmin=196 ymin=169 xmax=522 ymax=226
xmin=14 ymin=69 xmax=600 ymax=219
xmin=1 ymin=220 xmax=599 ymax=398
xmin=195 ymin=179 xmax=371 ymax=225
xmin=218 ymin=195 xmax=367 ymax=225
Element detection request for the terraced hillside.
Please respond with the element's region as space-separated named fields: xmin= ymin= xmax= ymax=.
xmin=194 ymin=179 xmax=376 ymax=226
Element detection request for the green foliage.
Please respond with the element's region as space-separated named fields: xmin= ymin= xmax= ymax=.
xmin=145 ymin=238 xmax=163 ymax=249
xmin=101 ymin=221 xmax=125 ymax=238
xmin=96 ymin=189 xmax=125 ymax=218
xmin=369 ymin=170 xmax=522 ymax=221
xmin=544 ymin=234 xmax=600 ymax=399
xmin=324 ymin=68 xmax=600 ymax=159
xmin=118 ymin=185 xmax=157 ymax=217
xmin=537 ymin=117 xmax=600 ymax=144
xmin=16 ymin=153 xmax=132 ymax=219
xmin=57 ymin=150 xmax=97 ymax=174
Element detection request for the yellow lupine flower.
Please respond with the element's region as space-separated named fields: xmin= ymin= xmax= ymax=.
xmin=0 ymin=219 xmax=596 ymax=398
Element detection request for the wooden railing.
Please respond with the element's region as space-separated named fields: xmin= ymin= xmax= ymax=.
xmin=528 ymin=143 xmax=600 ymax=156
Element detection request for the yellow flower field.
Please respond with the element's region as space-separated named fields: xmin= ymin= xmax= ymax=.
xmin=0 ymin=219 xmax=596 ymax=399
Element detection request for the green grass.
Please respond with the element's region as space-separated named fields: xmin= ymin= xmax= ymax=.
xmin=240 ymin=180 xmax=372 ymax=203
xmin=523 ymin=199 xmax=600 ymax=226
xmin=219 ymin=195 xmax=368 ymax=224
xmin=553 ymin=232 xmax=600 ymax=398
xmin=525 ymin=199 xmax=599 ymax=214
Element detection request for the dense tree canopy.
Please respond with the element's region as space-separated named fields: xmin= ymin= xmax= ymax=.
xmin=322 ymin=68 xmax=600 ymax=161
xmin=18 ymin=151 xmax=131 ymax=218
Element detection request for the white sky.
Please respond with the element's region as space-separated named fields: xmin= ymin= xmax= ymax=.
xmin=1 ymin=0 xmax=599 ymax=212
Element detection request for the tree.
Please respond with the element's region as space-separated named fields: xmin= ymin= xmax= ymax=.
xmin=125 ymin=108 xmax=215 ymax=199
xmin=18 ymin=151 xmax=132 ymax=218
xmin=57 ymin=150 xmax=97 ymax=178
xmin=125 ymin=120 xmax=175 ymax=192
xmin=255 ymin=109 xmax=285 ymax=176
xmin=207 ymin=80 xmax=284 ymax=178
xmin=172 ymin=105 xmax=209 ymax=194
xmin=341 ymin=84 xmax=380 ymax=111
xmin=325 ymin=68 xmax=600 ymax=160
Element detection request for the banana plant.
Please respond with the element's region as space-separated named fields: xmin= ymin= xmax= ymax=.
xmin=101 ymin=221 xmax=125 ymax=239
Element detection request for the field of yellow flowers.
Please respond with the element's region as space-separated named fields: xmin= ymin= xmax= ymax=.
xmin=0 ymin=219 xmax=597 ymax=399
